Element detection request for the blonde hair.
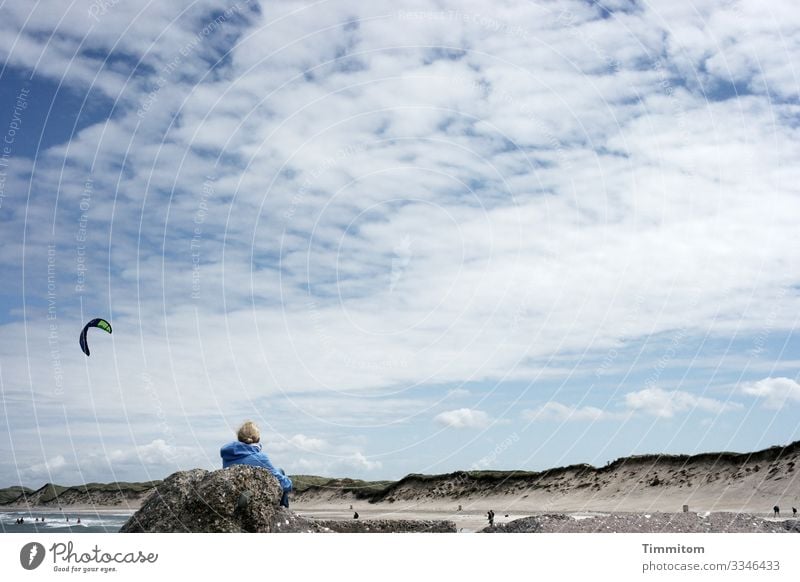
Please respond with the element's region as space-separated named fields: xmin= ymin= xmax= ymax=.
xmin=237 ymin=421 xmax=260 ymax=444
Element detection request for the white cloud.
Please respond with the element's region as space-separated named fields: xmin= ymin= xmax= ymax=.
xmin=446 ymin=388 xmax=470 ymax=398
xmin=292 ymin=451 xmax=382 ymax=475
xmin=623 ymin=388 xmax=741 ymax=418
xmin=523 ymin=402 xmax=623 ymax=422
xmin=339 ymin=451 xmax=382 ymax=472
xmin=108 ymin=439 xmax=197 ymax=466
xmin=25 ymin=455 xmax=67 ymax=479
xmin=741 ymin=377 xmax=800 ymax=409
xmin=1 ymin=0 xmax=799 ymax=483
xmin=528 ymin=388 xmax=743 ymax=422
xmin=263 ymin=433 xmax=381 ymax=475
xmin=287 ymin=434 xmax=328 ymax=451
xmin=435 ymin=408 xmax=491 ymax=429
xmin=269 ymin=434 xmax=329 ymax=453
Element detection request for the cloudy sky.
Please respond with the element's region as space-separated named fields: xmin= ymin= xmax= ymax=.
xmin=1 ymin=0 xmax=799 ymax=487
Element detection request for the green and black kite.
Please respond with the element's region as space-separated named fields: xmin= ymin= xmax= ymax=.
xmin=79 ymin=318 xmax=112 ymax=356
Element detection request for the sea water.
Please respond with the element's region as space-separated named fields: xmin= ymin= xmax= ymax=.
xmin=0 ymin=510 xmax=132 ymax=533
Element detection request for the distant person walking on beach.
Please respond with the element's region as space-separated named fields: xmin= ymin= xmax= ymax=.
xmin=793 ymin=507 xmax=797 ymax=517
xmin=221 ymin=421 xmax=293 ymax=508
xmin=487 ymin=510 xmax=495 ymax=528
xmin=773 ymin=505 xmax=780 ymax=517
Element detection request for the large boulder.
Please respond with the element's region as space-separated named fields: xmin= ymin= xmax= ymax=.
xmin=120 ymin=466 xmax=325 ymax=533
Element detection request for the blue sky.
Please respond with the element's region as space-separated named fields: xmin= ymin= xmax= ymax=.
xmin=1 ymin=0 xmax=800 ymax=488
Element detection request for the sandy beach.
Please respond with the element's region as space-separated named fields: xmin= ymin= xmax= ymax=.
xmin=3 ymin=498 xmax=797 ymax=533
xmin=293 ymin=500 xmax=797 ymax=532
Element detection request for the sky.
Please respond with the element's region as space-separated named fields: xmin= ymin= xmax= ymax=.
xmin=1 ymin=0 xmax=799 ymax=488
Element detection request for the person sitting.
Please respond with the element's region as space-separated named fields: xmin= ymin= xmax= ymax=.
xmin=220 ymin=421 xmax=292 ymax=508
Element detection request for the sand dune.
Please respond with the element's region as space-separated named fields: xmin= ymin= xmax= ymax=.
xmin=4 ymin=441 xmax=799 ymax=519
xmin=293 ymin=441 xmax=800 ymax=514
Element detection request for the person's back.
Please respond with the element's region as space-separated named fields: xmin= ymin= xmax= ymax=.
xmin=220 ymin=420 xmax=292 ymax=508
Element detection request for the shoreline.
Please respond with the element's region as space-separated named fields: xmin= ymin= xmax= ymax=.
xmin=0 ymin=507 xmax=138 ymax=514
xmin=3 ymin=506 xmax=796 ymax=534
xmin=1 ymin=500 xmax=794 ymax=518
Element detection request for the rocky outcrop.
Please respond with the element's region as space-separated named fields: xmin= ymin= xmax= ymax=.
xmin=314 ymin=519 xmax=456 ymax=533
xmin=120 ymin=466 xmax=326 ymax=533
xmin=120 ymin=466 xmax=457 ymax=533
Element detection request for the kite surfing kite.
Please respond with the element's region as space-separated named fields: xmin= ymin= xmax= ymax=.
xmin=79 ymin=318 xmax=112 ymax=356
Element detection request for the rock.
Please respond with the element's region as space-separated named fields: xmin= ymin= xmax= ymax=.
xmin=477 ymin=512 xmax=800 ymax=533
xmin=120 ymin=466 xmax=324 ymax=533
xmin=783 ymin=520 xmax=800 ymax=533
xmin=314 ymin=519 xmax=456 ymax=533
xmin=479 ymin=516 xmax=543 ymax=533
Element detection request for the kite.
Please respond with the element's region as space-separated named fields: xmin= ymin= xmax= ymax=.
xmin=79 ymin=318 xmax=112 ymax=356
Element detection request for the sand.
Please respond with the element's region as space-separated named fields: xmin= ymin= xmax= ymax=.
xmin=294 ymin=494 xmax=800 ymax=532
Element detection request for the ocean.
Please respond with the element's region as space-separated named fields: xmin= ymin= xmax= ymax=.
xmin=0 ymin=510 xmax=132 ymax=533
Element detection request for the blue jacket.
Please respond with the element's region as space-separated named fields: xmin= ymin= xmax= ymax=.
xmin=220 ymin=441 xmax=292 ymax=491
